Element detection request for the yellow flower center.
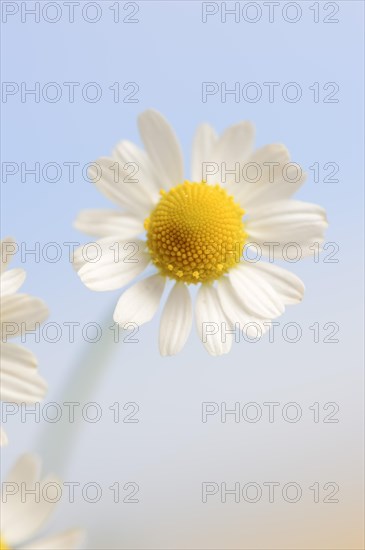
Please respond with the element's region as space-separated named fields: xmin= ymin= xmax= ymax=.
xmin=0 ymin=536 xmax=9 ymax=550
xmin=145 ymin=181 xmax=246 ymax=284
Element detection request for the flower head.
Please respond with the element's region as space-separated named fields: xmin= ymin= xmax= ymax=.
xmin=74 ymin=110 xmax=327 ymax=356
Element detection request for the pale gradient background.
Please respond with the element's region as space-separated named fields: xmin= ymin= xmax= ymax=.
xmin=1 ymin=1 xmax=364 ymax=549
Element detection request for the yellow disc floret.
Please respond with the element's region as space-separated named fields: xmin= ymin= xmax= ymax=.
xmin=145 ymin=181 xmax=247 ymax=284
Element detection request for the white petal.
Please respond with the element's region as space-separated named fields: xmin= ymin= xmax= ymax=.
xmin=5 ymin=453 xmax=41 ymax=487
xmin=217 ymin=277 xmax=261 ymax=326
xmin=228 ymin=263 xmax=285 ymax=319
xmin=245 ymin=169 xmax=306 ymax=211
xmin=248 ymin=143 xmax=289 ymax=168
xmin=191 ymin=123 xmax=218 ymax=182
xmin=0 ymin=342 xmax=47 ymax=402
xmin=72 ymin=236 xmax=121 ymax=272
xmin=1 ymin=237 xmax=17 ymax=274
xmin=1 ymin=454 xmax=42 ymax=535
xmin=207 ymin=121 xmax=255 ymax=185
xmin=246 ymin=200 xmax=328 ymax=258
xmin=1 ymin=454 xmax=41 ymax=542
xmin=159 ymin=283 xmax=192 ymax=356
xmin=138 ymin=110 xmax=184 ymax=188
xmin=114 ymin=274 xmax=165 ymax=326
xmin=74 ymin=209 xmax=144 ymax=239
xmin=217 ymin=264 xmax=302 ymax=336
xmin=217 ymin=276 xmax=271 ymax=340
xmin=1 ymin=268 xmax=26 ymax=296
xmin=228 ymin=144 xmax=306 ymax=208
xmin=195 ymin=285 xmax=233 ymax=356
xmin=3 ymin=473 xmax=61 ymax=546
xmin=89 ymin=156 xmax=153 ymax=217
xmin=246 ymin=262 xmax=305 ymax=305
xmin=20 ymin=529 xmax=86 ymax=550
xmin=112 ymin=139 xmax=160 ymax=201
xmin=1 ymin=294 xmax=49 ymax=339
xmin=77 ymin=239 xmax=150 ymax=291
xmin=0 ymin=425 xmax=8 ymax=446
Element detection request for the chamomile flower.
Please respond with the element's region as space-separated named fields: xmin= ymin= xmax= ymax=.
xmin=0 ymin=238 xmax=48 ymax=444
xmin=0 ymin=454 xmax=85 ymax=550
xmin=74 ymin=110 xmax=327 ymax=356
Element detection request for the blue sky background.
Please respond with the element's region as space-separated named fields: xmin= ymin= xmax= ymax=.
xmin=1 ymin=2 xmax=364 ymax=549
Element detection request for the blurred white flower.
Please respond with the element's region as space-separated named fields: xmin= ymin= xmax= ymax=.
xmin=0 ymin=454 xmax=85 ymax=550
xmin=0 ymin=237 xmax=48 ymax=445
xmin=74 ymin=110 xmax=327 ymax=356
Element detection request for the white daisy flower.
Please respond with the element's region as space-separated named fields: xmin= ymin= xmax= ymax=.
xmin=74 ymin=110 xmax=327 ymax=356
xmin=0 ymin=454 xmax=85 ymax=550
xmin=1 ymin=237 xmax=49 ymax=445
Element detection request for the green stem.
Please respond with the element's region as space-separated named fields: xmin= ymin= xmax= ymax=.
xmin=36 ymin=307 xmax=118 ymax=474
